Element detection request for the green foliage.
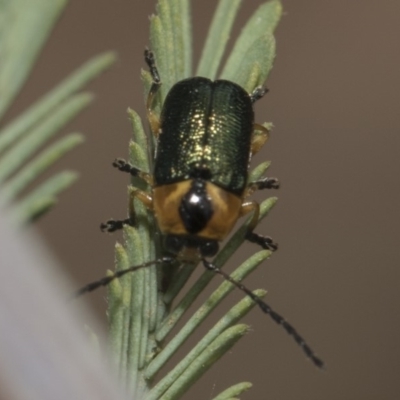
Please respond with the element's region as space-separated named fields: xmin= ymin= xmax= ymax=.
xmin=108 ymin=1 xmax=282 ymax=399
xmin=0 ymin=0 xmax=116 ymax=222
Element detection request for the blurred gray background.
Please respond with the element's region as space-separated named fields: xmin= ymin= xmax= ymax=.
xmin=5 ymin=0 xmax=400 ymax=399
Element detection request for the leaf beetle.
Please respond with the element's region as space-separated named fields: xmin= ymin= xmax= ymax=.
xmin=76 ymin=49 xmax=324 ymax=369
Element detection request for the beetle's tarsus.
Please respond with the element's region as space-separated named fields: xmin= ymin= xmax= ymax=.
xmin=251 ymin=177 xmax=280 ymax=190
xmin=100 ymin=218 xmax=133 ymax=233
xmin=250 ymin=86 xmax=269 ymax=103
xmin=245 ymin=231 xmax=278 ymax=251
xmin=112 ymin=158 xmax=141 ymax=176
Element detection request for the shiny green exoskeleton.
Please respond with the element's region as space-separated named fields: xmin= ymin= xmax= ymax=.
xmin=77 ymin=49 xmax=324 ymax=369
xmin=155 ymin=77 xmax=253 ymax=194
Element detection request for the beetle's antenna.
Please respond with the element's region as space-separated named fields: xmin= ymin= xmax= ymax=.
xmin=202 ymin=258 xmax=324 ymax=369
xmin=72 ymin=257 xmax=174 ymax=298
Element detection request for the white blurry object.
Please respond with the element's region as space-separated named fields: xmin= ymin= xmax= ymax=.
xmin=0 ymin=205 xmax=129 ymax=400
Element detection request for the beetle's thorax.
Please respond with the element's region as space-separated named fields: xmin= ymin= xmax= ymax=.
xmin=153 ymin=178 xmax=243 ymax=250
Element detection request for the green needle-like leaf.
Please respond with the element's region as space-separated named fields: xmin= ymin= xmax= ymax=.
xmin=221 ymin=0 xmax=282 ymax=90
xmin=0 ymin=6 xmax=116 ymax=218
xmin=146 ymin=251 xmax=270 ymax=379
xmin=158 ymin=325 xmax=249 ymax=400
xmin=0 ymin=51 xmax=116 ymax=154
xmin=120 ymin=225 xmax=147 ymax=396
xmin=148 ymin=290 xmax=265 ymax=399
xmin=248 ymin=160 xmax=272 ymax=183
xmin=0 ymin=93 xmax=92 ymax=185
xmin=108 ymin=243 xmax=130 ymax=376
xmin=0 ymin=0 xmax=68 ymax=119
xmin=162 ymin=262 xmax=197 ymax=305
xmin=150 ymin=0 xmax=192 ymax=101
xmin=13 ymin=170 xmax=78 ymax=223
xmin=212 ymin=382 xmax=253 ymax=400
xmin=127 ymin=109 xmax=150 ymax=172
xmin=226 ymin=35 xmax=276 ymax=92
xmin=0 ymin=133 xmax=84 ymax=204
xmin=196 ymin=0 xmax=242 ymax=79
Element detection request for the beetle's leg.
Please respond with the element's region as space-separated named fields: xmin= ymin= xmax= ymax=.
xmin=248 ymin=122 xmax=279 ymax=196
xmin=251 ymin=123 xmax=270 ymax=156
xmin=130 ymin=187 xmax=154 ymax=211
xmin=144 ymin=48 xmax=162 ymax=137
xmin=145 ymin=48 xmax=161 ymax=88
xmin=100 ymin=217 xmax=133 ymax=233
xmin=244 ymin=176 xmax=280 ymax=199
xmin=100 ymin=188 xmax=154 ymax=233
xmin=240 ymin=201 xmax=260 ymax=232
xmin=250 ymin=86 xmax=268 ymax=103
xmin=112 ymin=158 xmax=153 ymax=185
xmin=240 ymin=200 xmax=278 ymax=251
xmin=246 ymin=230 xmax=278 ymax=252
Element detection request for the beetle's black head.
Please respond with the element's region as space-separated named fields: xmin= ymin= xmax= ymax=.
xmin=164 ymin=234 xmax=219 ymax=261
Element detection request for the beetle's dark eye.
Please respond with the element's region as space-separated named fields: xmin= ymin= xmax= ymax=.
xmin=165 ymin=235 xmax=184 ymax=254
xmin=200 ymin=240 xmax=219 ymax=258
